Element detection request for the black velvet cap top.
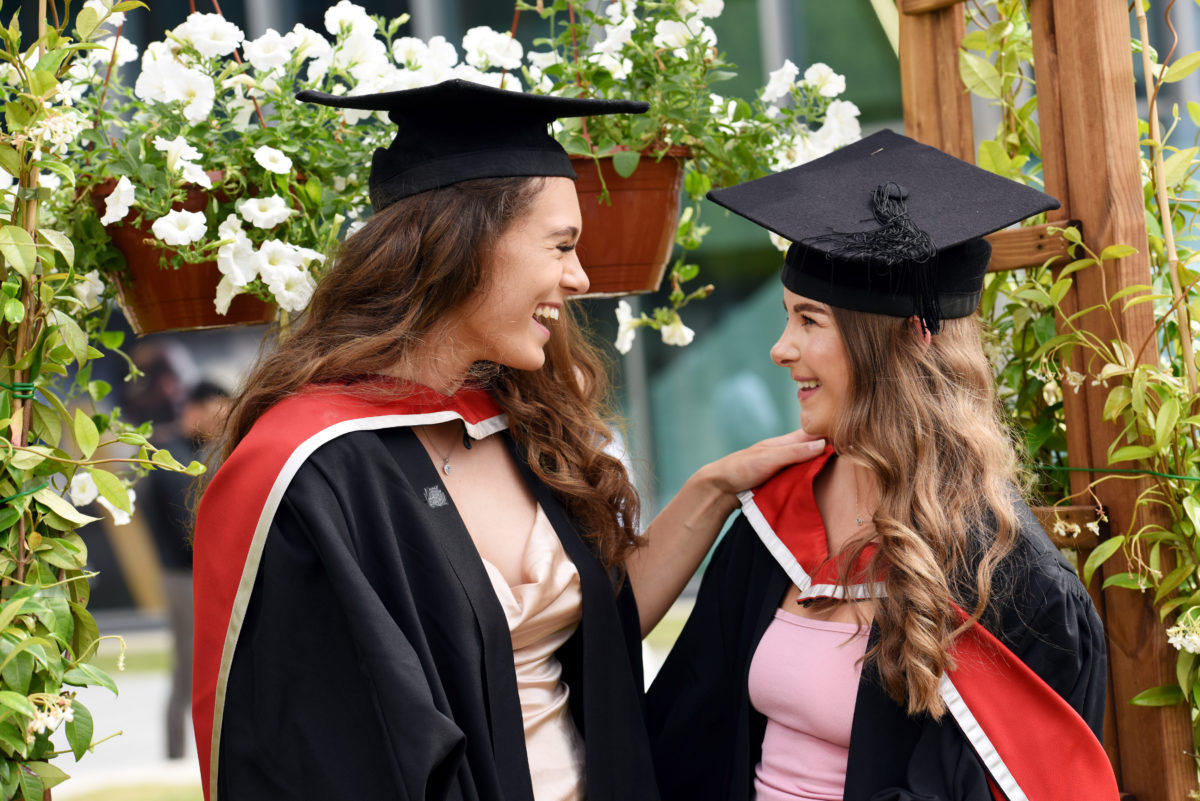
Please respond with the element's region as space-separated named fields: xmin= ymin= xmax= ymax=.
xmin=297 ymin=79 xmax=649 ymax=211
xmin=707 ymin=129 xmax=1060 ymax=333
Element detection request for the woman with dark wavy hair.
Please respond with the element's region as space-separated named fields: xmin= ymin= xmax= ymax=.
xmin=647 ymin=130 xmax=1119 ymax=801
xmin=190 ymin=80 xmax=821 ymax=801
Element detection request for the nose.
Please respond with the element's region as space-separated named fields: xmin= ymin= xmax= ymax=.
xmin=770 ymin=328 xmax=796 ymax=367
xmin=562 ymin=250 xmax=589 ymax=296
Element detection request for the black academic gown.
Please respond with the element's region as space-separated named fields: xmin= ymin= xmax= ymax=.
xmin=192 ymin=386 xmax=658 ymax=801
xmin=647 ymin=499 xmax=1108 ymax=801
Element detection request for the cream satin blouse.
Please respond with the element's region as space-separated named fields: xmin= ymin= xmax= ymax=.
xmin=480 ymin=504 xmax=585 ymax=801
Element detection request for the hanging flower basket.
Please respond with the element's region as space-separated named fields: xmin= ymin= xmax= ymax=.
xmin=571 ymin=147 xmax=688 ymax=296
xmin=91 ymin=178 xmax=277 ymax=336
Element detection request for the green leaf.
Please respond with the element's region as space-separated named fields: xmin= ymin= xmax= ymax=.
xmin=17 ymin=764 xmax=43 ymax=801
xmin=151 ymin=449 xmax=184 ymax=470
xmin=1156 ymin=563 xmax=1194 ymax=602
xmin=8 ymin=446 xmax=49 ymax=471
xmin=73 ymin=409 xmax=99 ymax=459
xmin=63 ymin=663 xmax=117 ymax=695
xmin=1110 ymin=445 xmax=1156 ymax=463
xmin=88 ymin=468 xmax=129 ymax=514
xmin=184 ymin=460 xmax=206 ymax=476
xmin=1162 ymin=147 xmax=1198 ymax=187
xmin=1164 ymin=51 xmax=1200 ymax=82
xmin=1 ymin=297 xmax=22 ymax=324
xmin=612 ymin=151 xmax=640 ymax=179
xmin=1100 ymin=243 xmax=1138 ymax=261
xmin=1058 ymin=257 xmax=1097 ymax=278
xmin=0 ymin=507 xmax=20 ymax=533
xmin=1102 ymin=572 xmax=1144 ymax=590
xmin=69 ymin=601 xmax=98 ymax=662
xmin=0 ymin=691 xmax=34 ymax=719
xmin=55 ymin=314 xmax=89 ymax=367
xmin=26 ymin=760 xmax=68 ymax=788
xmin=0 ymin=600 xmax=27 ymax=642
xmin=74 ymin=7 xmax=100 ymax=40
xmin=959 ymin=51 xmax=1002 ymax=99
xmin=0 ymin=144 xmax=19 ymax=178
xmin=1048 ymin=277 xmax=1072 ymax=307
xmin=0 ymin=225 xmax=37 ymax=280
xmin=1103 ymin=385 xmax=1132 ymax=421
xmin=37 ymin=229 xmax=74 ymax=269
xmin=1082 ymin=534 xmax=1125 ymax=586
xmin=1129 ymin=683 xmax=1185 ymax=706
xmin=1156 ymin=396 xmax=1180 ymax=451
xmin=65 ymin=699 xmax=92 ymax=760
xmin=1189 ymin=101 xmax=1200 ymax=126
xmin=32 ymin=488 xmax=99 ymax=528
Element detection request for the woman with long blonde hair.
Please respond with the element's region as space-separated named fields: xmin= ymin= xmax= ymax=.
xmin=648 ymin=130 xmax=1117 ymax=801
xmin=191 ymin=80 xmax=821 ymax=801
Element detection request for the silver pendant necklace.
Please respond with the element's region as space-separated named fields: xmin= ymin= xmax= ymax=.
xmin=418 ymin=425 xmax=459 ymax=475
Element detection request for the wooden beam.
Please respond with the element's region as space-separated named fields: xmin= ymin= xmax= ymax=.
xmin=985 ymin=222 xmax=1075 ymax=272
xmin=899 ymin=0 xmax=967 ymax=15
xmin=1034 ymin=0 xmax=1197 ymax=797
xmin=1030 ymin=504 xmax=1105 ymax=549
xmin=898 ymin=4 xmax=975 ymax=162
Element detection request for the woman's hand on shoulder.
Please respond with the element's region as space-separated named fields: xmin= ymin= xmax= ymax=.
xmin=702 ymin=429 xmax=826 ymax=497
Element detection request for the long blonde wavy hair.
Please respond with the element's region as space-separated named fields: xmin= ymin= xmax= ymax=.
xmin=213 ymin=176 xmax=641 ymax=571
xmin=829 ymin=308 xmax=1024 ymax=718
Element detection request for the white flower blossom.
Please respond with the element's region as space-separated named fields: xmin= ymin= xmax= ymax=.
xmin=173 ymin=13 xmax=245 ymax=59
xmin=762 ymin=58 xmax=799 ymax=104
xmin=588 ymin=52 xmax=633 ymax=80
xmin=325 ymin=0 xmax=377 ymax=38
xmin=151 ymin=209 xmax=207 ymax=246
xmin=593 ymin=16 xmax=636 ymax=57
xmin=218 ymin=213 xmax=243 ymax=240
xmin=258 ymin=245 xmax=317 ymax=312
xmin=89 ymin=35 xmax=139 ymax=67
xmin=243 ymin=28 xmax=295 ymax=72
xmin=1168 ymin=613 xmax=1200 ymax=654
xmin=74 ymin=270 xmax=106 ymax=309
xmin=810 ymin=99 xmax=861 ymax=151
xmin=651 ymin=18 xmax=715 ymax=58
xmin=452 ymin=65 xmax=522 ymax=91
xmin=769 ymin=130 xmax=825 ymax=172
xmin=803 ymin=62 xmax=846 ymax=98
xmin=527 ymin=50 xmax=562 ymax=71
xmin=181 ymin=161 xmax=213 ymax=188
xmin=290 ymin=23 xmax=332 ymax=63
xmin=392 ymin=37 xmax=429 ymax=69
xmin=661 ymin=313 xmax=695 ymax=347
xmin=84 ymin=0 xmax=125 ymax=28
xmin=99 ymin=176 xmax=135 ymax=225
xmin=768 ymin=231 xmax=792 ymax=253
xmin=214 ymin=274 xmax=240 ymax=315
xmin=237 ymin=196 xmax=295 ymax=229
xmin=1064 ymin=368 xmax=1085 ymax=394
xmin=97 ymin=487 xmax=134 ymax=526
xmin=171 ymin=66 xmax=217 ymax=123
xmin=426 ymin=35 xmax=459 ymax=68
xmin=154 ymin=135 xmax=201 ymax=171
xmin=69 ymin=471 xmax=99 ymax=506
xmin=678 ymin=0 xmax=724 ymax=18
xmin=133 ymin=43 xmax=180 ymax=103
xmin=462 ymin=26 xmax=523 ymax=71
xmin=217 ymin=232 xmax=259 ymax=287
xmin=615 ymin=300 xmax=639 ymax=354
xmin=333 ymin=33 xmax=389 ymax=74
xmin=253 ymin=145 xmax=293 ymax=175
xmin=28 ymin=108 xmax=87 ymax=156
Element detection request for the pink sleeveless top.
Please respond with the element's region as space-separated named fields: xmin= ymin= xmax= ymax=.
xmin=481 ymin=504 xmax=586 ymax=801
xmin=748 ymin=608 xmax=868 ymax=801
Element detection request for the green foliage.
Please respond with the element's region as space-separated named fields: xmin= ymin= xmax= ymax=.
xmin=0 ymin=1 xmax=198 ymax=796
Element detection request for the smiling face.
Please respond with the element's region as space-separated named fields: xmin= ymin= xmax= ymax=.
xmin=770 ymin=289 xmax=852 ymax=438
xmin=454 ymin=176 xmax=588 ymax=372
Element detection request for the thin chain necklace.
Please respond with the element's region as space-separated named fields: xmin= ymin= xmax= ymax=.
xmin=853 ymin=465 xmax=867 ymax=526
xmin=417 ymin=425 xmax=464 ymax=475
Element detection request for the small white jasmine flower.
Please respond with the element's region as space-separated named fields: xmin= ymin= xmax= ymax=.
xmin=243 ymin=28 xmax=295 ymax=72
xmin=1085 ymin=520 xmax=1101 ymax=535
xmin=69 ymin=471 xmax=99 ymax=505
xmin=74 ymin=270 xmax=106 ymax=309
xmin=237 ymin=195 xmax=295 ymax=229
xmin=99 ymin=176 xmax=135 ymax=225
xmin=253 ymin=145 xmax=293 ymax=175
xmin=762 ymin=58 xmax=799 ymax=104
xmin=660 ymin=313 xmax=695 ymax=347
xmin=1168 ymin=618 xmax=1200 ymax=654
xmin=151 ymin=209 xmax=208 ymax=246
xmin=1064 ymin=368 xmax=1085 ymax=394
xmin=615 ymin=300 xmax=639 ymax=355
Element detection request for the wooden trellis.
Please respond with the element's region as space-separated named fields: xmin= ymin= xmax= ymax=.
xmin=897 ymin=1 xmax=1195 ymax=799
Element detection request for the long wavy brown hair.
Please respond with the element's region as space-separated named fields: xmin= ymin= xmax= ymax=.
xmin=828 ymin=309 xmax=1024 ymax=718
xmin=214 ymin=176 xmax=641 ymax=570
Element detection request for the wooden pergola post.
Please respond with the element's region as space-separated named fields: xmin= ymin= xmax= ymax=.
xmin=897 ymin=0 xmax=1198 ymax=798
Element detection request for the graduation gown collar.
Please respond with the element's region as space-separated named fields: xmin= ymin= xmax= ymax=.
xmin=737 ymin=446 xmax=1117 ymax=801
xmin=193 ymin=382 xmax=508 ymax=801
xmin=736 ymin=445 xmax=883 ymax=602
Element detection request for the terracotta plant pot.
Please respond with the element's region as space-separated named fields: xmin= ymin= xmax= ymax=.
xmin=91 ymin=177 xmax=277 ymax=335
xmin=570 ymin=147 xmax=687 ymax=296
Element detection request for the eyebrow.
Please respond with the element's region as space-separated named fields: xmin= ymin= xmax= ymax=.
xmin=547 ymin=225 xmax=580 ymax=239
xmin=786 ymin=300 xmax=829 ymax=316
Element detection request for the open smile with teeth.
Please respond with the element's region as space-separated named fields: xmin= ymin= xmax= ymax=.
xmin=796 ymin=379 xmax=821 ymax=390
xmin=534 ymin=305 xmax=560 ymax=321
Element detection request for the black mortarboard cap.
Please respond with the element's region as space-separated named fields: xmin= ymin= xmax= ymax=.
xmin=706 ymin=129 xmax=1060 ymax=333
xmin=297 ymin=79 xmax=649 ymax=211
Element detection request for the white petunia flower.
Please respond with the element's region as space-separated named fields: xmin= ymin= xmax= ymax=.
xmin=762 ymin=58 xmax=799 ymax=104
xmin=290 ymin=23 xmax=333 ymax=63
xmin=237 ymin=196 xmax=295 ymax=229
xmin=99 ymin=176 xmax=135 ymax=225
xmin=462 ymin=26 xmax=523 ymax=71
xmin=151 ymin=209 xmax=207 ymax=246
xmin=97 ymin=488 xmax=134 ymax=527
xmin=243 ymin=28 xmax=295 ymax=72
xmin=89 ymin=34 xmax=139 ymax=67
xmin=253 ymin=145 xmax=293 ymax=175
xmin=588 ymin=52 xmax=633 ymax=81
xmin=227 ymin=96 xmax=257 ymax=131
xmin=153 ymin=135 xmax=200 ymax=171
xmin=652 ymin=17 xmax=715 ymax=57
xmin=768 ymin=231 xmax=792 ymax=253
xmin=679 ymin=0 xmax=724 ymax=17
xmin=214 ymin=274 xmax=240 ymax=315
xmin=615 ymin=300 xmax=639 ymax=355
xmin=171 ymin=66 xmax=217 ymax=123
xmin=84 ymin=0 xmax=125 ymax=28
xmin=173 ymin=13 xmax=245 ymax=59
xmin=593 ymin=16 xmax=636 ymax=57
xmin=392 ymin=37 xmax=429 ymax=69
xmin=69 ymin=471 xmax=99 ymax=505
xmin=426 ymin=35 xmax=459 ymax=68
xmin=73 ymin=270 xmax=106 ymax=309
xmin=527 ymin=50 xmax=562 ymax=71
xmin=133 ymin=43 xmax=181 ymax=103
xmin=218 ymin=212 xmax=243 ymax=240
xmin=333 ymin=32 xmax=389 ymax=73
xmin=258 ymin=246 xmax=317 ymax=312
xmin=803 ymin=62 xmax=846 ymax=98
xmin=181 ymin=161 xmax=213 ymax=188
xmin=325 ymin=0 xmax=377 ymax=38
xmin=217 ymin=233 xmax=259 ymax=287
xmin=810 ymin=99 xmax=861 ymax=151
xmin=660 ymin=313 xmax=695 ymax=347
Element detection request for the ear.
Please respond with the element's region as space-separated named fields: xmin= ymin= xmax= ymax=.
xmin=908 ymin=316 xmax=932 ymax=349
